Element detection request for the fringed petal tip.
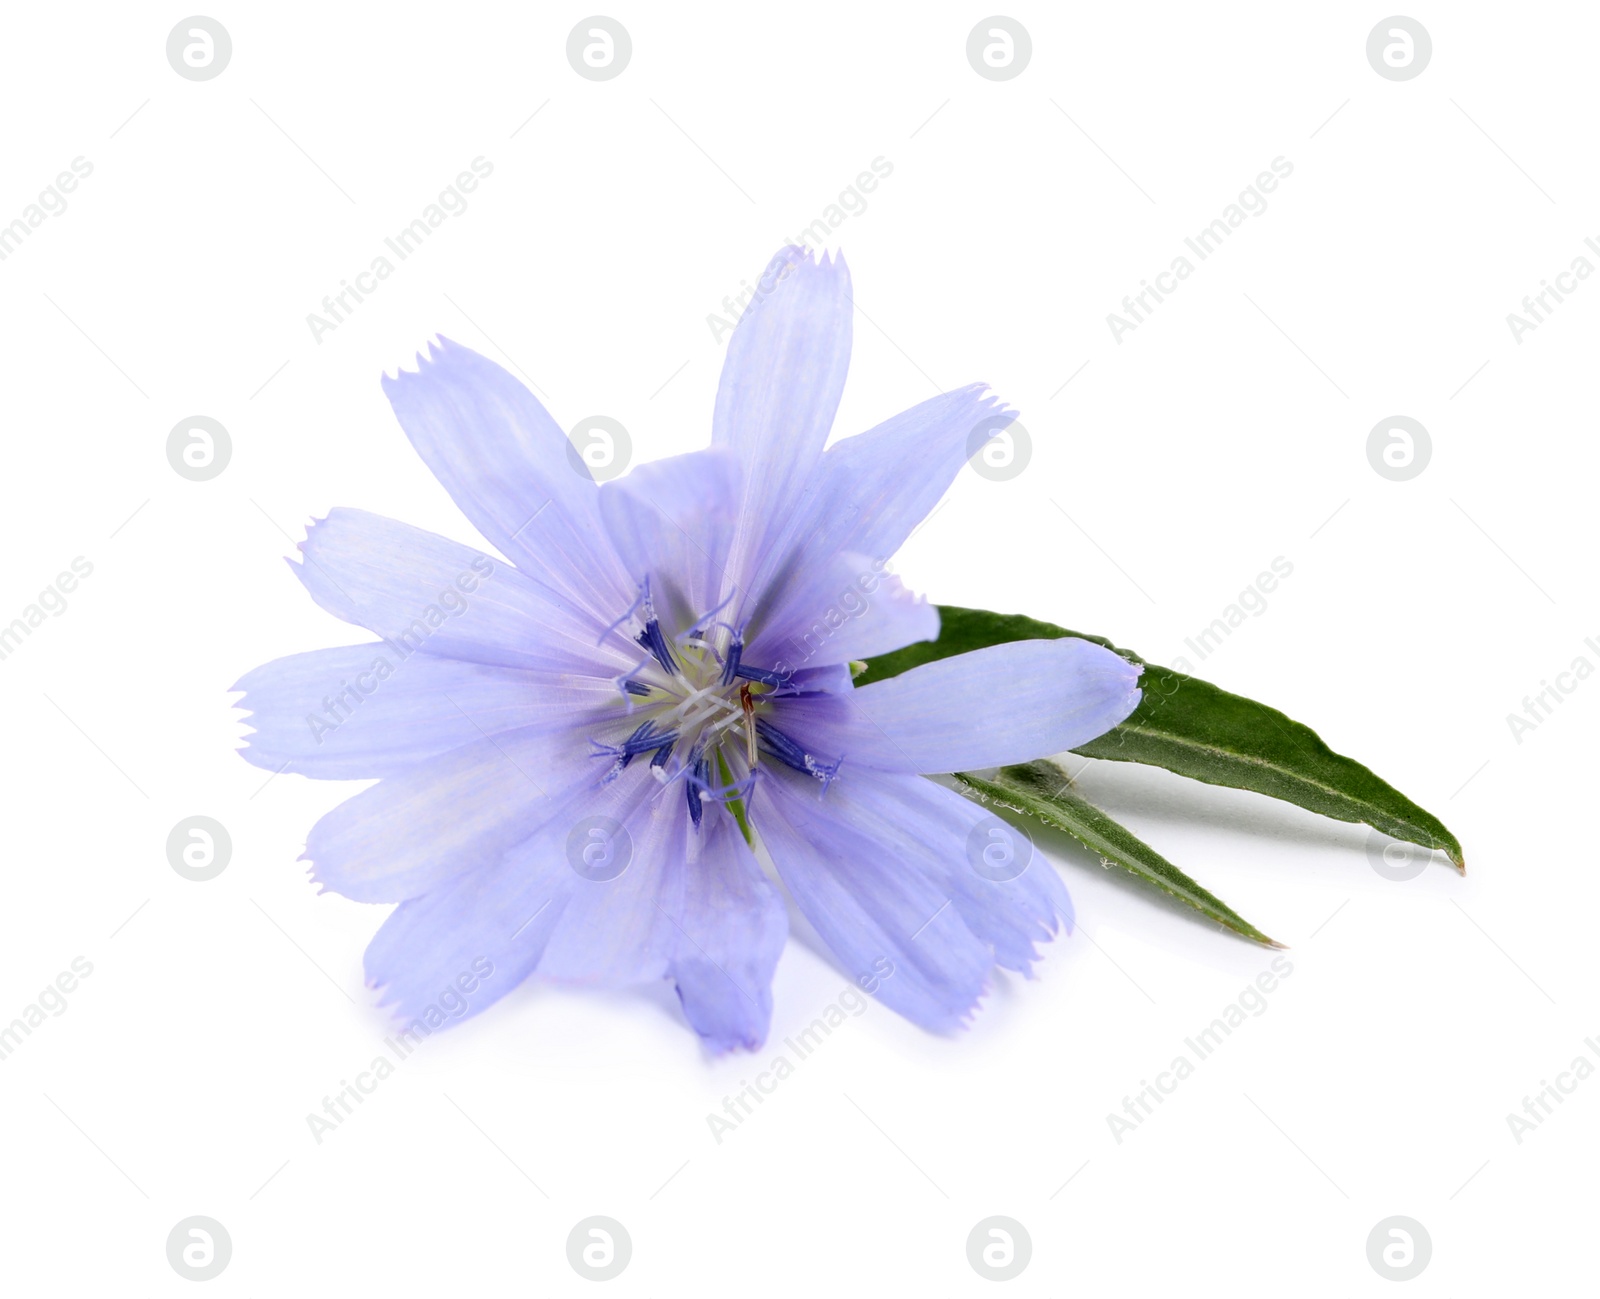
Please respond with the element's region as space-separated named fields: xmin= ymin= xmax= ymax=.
xmin=224 ymin=701 xmax=267 ymax=765
xmin=962 ymin=383 xmax=1015 ymax=413
xmin=932 ymin=952 xmax=1065 ymax=1032
xmin=965 ymin=391 xmax=1021 ymax=448
xmin=1008 ymin=923 xmax=1066 ymax=982
xmin=748 ymin=243 xmax=852 ymax=305
xmin=772 ymin=242 xmax=845 ymax=270
xmin=921 ymin=978 xmax=993 ymax=1036
xmin=380 ymin=335 xmax=458 ymax=387
xmin=300 ymin=851 xmax=358 ymax=903
xmin=286 ymin=512 xmax=332 ymax=565
xmin=358 ymin=975 xmax=476 ymax=1043
xmin=694 ymin=1027 xmax=769 ymax=1057
xmin=362 ymin=976 xmax=428 ymax=1029
xmin=298 ymin=848 xmax=383 ymax=903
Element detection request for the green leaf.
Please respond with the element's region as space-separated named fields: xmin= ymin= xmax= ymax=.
xmin=860 ymin=605 xmax=1463 ymax=870
xmin=957 ymin=761 xmax=1280 ymax=946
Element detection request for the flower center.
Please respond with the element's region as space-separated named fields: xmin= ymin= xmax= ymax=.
xmin=592 ymin=582 xmax=842 ymax=827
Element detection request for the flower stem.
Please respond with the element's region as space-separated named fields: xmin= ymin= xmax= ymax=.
xmin=717 ymin=749 xmax=754 ymax=846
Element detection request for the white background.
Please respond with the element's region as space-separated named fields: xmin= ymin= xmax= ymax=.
xmin=1 ymin=2 xmax=1594 ymax=1293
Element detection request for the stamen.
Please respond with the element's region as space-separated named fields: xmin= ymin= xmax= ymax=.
xmin=720 ymin=632 xmax=743 ymax=686
xmin=598 ymin=582 xmax=648 ymax=646
xmin=600 ymin=578 xmax=680 ymax=677
xmin=637 ymin=617 xmax=678 ymax=677
xmin=620 ymin=718 xmax=678 ymax=758
xmin=734 ymin=662 xmax=791 ymax=689
xmin=591 ymin=591 xmax=845 ymax=820
xmin=587 ymin=739 xmax=631 ymax=784
xmin=812 ymin=753 xmax=845 ymax=791
xmin=685 ymin=591 xmax=737 ymax=637
xmin=754 ymin=718 xmax=842 ymax=786
xmin=635 ymin=578 xmax=680 ymax=675
xmin=685 ymin=745 xmax=710 ymax=829
xmin=685 ymin=751 xmax=755 ymax=810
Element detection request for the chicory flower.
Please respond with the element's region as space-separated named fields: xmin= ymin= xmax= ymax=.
xmin=234 ymin=247 xmax=1142 ymax=1051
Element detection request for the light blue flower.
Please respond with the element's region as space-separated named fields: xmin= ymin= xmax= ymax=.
xmin=234 ymin=247 xmax=1142 ymax=1051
